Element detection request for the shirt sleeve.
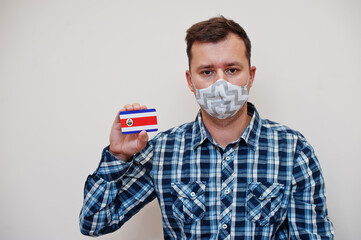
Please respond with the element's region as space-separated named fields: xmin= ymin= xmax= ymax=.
xmin=288 ymin=138 xmax=334 ymax=239
xmin=79 ymin=143 xmax=156 ymax=236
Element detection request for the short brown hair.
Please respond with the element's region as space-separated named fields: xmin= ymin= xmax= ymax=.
xmin=185 ymin=16 xmax=251 ymax=69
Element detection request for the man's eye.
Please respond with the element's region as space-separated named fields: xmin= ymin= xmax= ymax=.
xmin=202 ymin=70 xmax=213 ymax=75
xmin=227 ymin=68 xmax=238 ymax=74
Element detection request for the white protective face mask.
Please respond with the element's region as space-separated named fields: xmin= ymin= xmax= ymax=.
xmin=193 ymin=78 xmax=249 ymax=119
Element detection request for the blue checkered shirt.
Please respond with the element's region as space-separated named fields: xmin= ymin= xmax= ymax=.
xmin=80 ymin=102 xmax=334 ymax=239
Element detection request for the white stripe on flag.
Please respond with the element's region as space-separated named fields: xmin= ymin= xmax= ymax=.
xmin=121 ymin=124 xmax=158 ymax=133
xmin=119 ymin=111 xmax=156 ymax=119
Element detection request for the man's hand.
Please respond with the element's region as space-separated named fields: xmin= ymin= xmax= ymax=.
xmin=109 ymin=103 xmax=149 ymax=162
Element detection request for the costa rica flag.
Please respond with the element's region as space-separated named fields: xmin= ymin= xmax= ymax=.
xmin=119 ymin=108 xmax=158 ymax=134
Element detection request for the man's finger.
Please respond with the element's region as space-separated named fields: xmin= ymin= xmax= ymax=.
xmin=138 ymin=130 xmax=149 ymax=149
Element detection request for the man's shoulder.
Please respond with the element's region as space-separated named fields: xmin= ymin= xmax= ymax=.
xmin=260 ymin=118 xmax=306 ymax=141
xmin=249 ymin=102 xmax=306 ymax=142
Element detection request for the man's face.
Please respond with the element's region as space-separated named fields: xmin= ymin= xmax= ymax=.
xmin=186 ymin=33 xmax=256 ymax=93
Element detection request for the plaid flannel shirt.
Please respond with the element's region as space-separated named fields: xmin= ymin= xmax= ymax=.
xmin=80 ymin=102 xmax=334 ymax=239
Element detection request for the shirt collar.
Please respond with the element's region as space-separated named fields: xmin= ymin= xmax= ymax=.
xmin=191 ymin=111 xmax=208 ymax=149
xmin=191 ymin=102 xmax=262 ymax=151
xmin=242 ymin=102 xmax=262 ymax=151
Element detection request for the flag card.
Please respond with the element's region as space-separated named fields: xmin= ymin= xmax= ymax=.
xmin=119 ymin=108 xmax=158 ymax=134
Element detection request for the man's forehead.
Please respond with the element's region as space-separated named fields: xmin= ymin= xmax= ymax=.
xmin=190 ymin=34 xmax=248 ymax=67
xmin=191 ymin=33 xmax=246 ymax=51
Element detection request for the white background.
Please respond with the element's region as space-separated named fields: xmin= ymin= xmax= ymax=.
xmin=1 ymin=0 xmax=360 ymax=239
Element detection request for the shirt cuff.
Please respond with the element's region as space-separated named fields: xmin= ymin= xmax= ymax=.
xmin=94 ymin=146 xmax=133 ymax=182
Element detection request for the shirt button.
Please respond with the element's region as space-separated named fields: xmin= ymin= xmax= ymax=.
xmin=225 ymin=189 xmax=230 ymax=194
xmin=190 ymin=192 xmax=195 ymax=197
xmin=225 ymin=156 xmax=231 ymax=161
xmin=222 ymin=224 xmax=228 ymax=229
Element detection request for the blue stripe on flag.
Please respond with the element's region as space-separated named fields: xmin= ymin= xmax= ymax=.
xmin=122 ymin=128 xmax=158 ymax=134
xmin=119 ymin=108 xmax=156 ymax=115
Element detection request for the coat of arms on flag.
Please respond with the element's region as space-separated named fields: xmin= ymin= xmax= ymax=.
xmin=119 ymin=108 xmax=158 ymax=134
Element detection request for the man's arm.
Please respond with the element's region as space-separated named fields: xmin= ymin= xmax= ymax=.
xmin=79 ymin=145 xmax=155 ymax=236
xmin=289 ymin=139 xmax=334 ymax=239
xmin=79 ymin=103 xmax=155 ymax=236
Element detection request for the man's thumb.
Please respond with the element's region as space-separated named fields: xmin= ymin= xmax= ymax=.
xmin=137 ymin=130 xmax=149 ymax=149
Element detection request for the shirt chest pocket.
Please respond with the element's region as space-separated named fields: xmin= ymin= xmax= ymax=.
xmin=171 ymin=181 xmax=206 ymax=224
xmin=247 ymin=182 xmax=284 ymax=227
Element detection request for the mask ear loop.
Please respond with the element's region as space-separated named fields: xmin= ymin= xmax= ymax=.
xmin=245 ymin=76 xmax=250 ymax=87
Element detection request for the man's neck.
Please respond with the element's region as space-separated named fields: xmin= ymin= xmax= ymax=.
xmin=201 ymin=103 xmax=251 ymax=149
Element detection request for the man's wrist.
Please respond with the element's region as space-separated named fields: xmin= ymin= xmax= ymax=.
xmin=93 ymin=146 xmax=133 ymax=182
xmin=108 ymin=149 xmax=133 ymax=162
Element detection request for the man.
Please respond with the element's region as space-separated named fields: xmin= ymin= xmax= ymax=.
xmin=80 ymin=16 xmax=334 ymax=239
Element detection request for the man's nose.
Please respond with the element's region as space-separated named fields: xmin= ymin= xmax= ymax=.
xmin=215 ymin=70 xmax=227 ymax=81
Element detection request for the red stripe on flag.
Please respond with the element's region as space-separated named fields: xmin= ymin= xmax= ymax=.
xmin=120 ymin=116 xmax=158 ymax=128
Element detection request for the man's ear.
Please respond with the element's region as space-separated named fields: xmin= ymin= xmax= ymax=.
xmin=248 ymin=66 xmax=256 ymax=89
xmin=186 ymin=70 xmax=195 ymax=93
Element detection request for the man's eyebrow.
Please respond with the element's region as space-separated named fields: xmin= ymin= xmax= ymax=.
xmin=195 ymin=62 xmax=243 ymax=71
xmin=226 ymin=61 xmax=242 ymax=67
xmin=196 ymin=64 xmax=213 ymax=71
